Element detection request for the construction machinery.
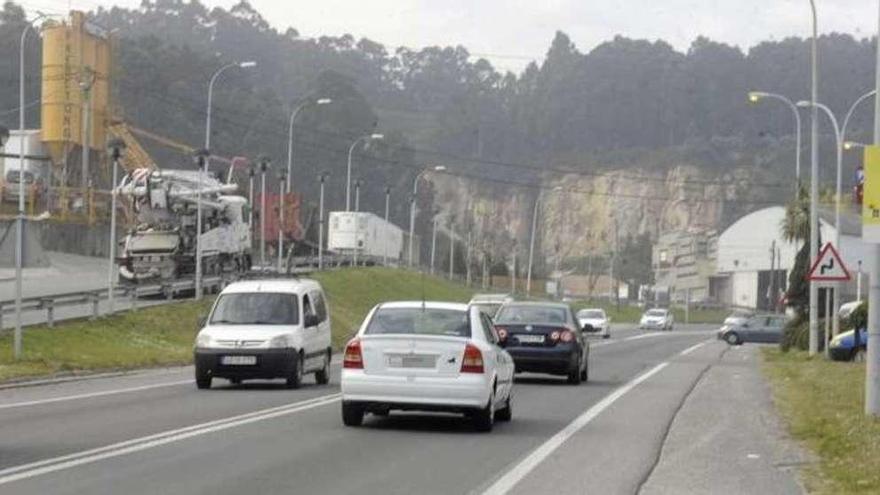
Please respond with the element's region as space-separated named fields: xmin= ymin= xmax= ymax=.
xmin=115 ymin=168 xmax=252 ymax=283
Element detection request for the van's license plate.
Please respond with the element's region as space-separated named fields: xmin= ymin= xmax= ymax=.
xmin=221 ymin=355 xmax=257 ymax=366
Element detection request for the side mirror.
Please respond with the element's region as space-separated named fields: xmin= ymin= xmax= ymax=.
xmin=304 ymin=314 xmax=320 ymax=328
xmin=197 ymin=314 xmax=207 ymax=328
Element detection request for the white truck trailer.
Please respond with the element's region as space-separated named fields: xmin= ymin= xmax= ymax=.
xmin=327 ymin=211 xmax=403 ymax=262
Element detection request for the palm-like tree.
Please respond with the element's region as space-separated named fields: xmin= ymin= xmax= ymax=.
xmin=781 ymin=185 xmax=810 ymax=242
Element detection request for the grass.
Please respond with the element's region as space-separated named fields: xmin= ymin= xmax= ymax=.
xmin=569 ymin=300 xmax=728 ymax=325
xmin=762 ymin=348 xmax=880 ymax=494
xmin=0 ymin=268 xmax=475 ymax=383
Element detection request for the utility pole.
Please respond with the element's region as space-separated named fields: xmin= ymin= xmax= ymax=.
xmin=259 ymin=158 xmax=270 ymax=268
xmin=449 ymin=219 xmax=455 ymax=281
xmin=430 ymin=214 xmax=438 ymax=275
xmin=278 ymin=172 xmax=287 ymax=273
xmin=317 ymin=172 xmax=329 ymax=270
xmin=511 ymin=246 xmax=517 ymax=294
xmin=808 ymin=0 xmax=820 ymax=356
xmin=383 ymin=186 xmax=390 ymax=267
xmin=79 ymin=67 xmax=95 ymax=189
xmin=466 ymin=230 xmax=472 ymax=287
xmin=868 ymin=0 xmax=880 ymax=416
xmin=107 ymin=139 xmax=126 ymax=314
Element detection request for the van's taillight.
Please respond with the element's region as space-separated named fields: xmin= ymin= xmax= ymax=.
xmin=343 ymin=339 xmax=363 ymax=369
xmin=460 ymin=343 xmax=484 ymax=373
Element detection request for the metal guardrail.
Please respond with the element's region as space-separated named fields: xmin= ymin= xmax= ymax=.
xmin=0 ymin=275 xmax=227 ymax=328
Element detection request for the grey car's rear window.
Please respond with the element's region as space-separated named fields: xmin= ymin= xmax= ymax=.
xmin=365 ymin=308 xmax=471 ymax=337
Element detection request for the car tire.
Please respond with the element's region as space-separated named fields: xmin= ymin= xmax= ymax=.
xmin=496 ymin=393 xmax=512 ymax=422
xmin=580 ymin=361 xmax=589 ymax=382
xmin=602 ymin=333 xmax=610 ymax=339
xmin=315 ymin=350 xmax=331 ymax=385
xmin=285 ymin=352 xmax=304 ymax=389
xmin=725 ymin=332 xmax=741 ymax=346
xmin=473 ymin=393 xmax=495 ymax=432
xmin=195 ymin=371 xmax=212 ymax=390
xmin=342 ymin=402 xmax=365 ymax=427
xmin=567 ymin=359 xmax=582 ymax=385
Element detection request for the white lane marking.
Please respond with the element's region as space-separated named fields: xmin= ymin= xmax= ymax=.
xmin=591 ymin=332 xmax=664 ymax=348
xmin=0 ymin=393 xmax=342 ymax=485
xmin=679 ymin=341 xmax=710 ymax=356
xmin=482 ymin=362 xmax=669 ymax=495
xmin=0 ymin=380 xmax=193 ymax=411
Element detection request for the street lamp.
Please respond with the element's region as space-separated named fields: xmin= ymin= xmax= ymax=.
xmin=193 ymin=148 xmax=210 ymax=299
xmin=798 ymin=99 xmax=843 ymax=346
xmin=353 ymin=178 xmax=364 ymax=267
xmin=258 ymin=156 xmax=271 ymax=268
xmin=317 ymin=172 xmax=330 ymax=270
xmin=526 ymin=185 xmax=563 ymax=296
xmin=807 ymin=0 xmax=820 ymax=357
xmin=107 ymin=138 xmax=126 ymax=314
xmin=408 ymin=165 xmax=447 ymax=267
xmin=286 ymin=97 xmax=332 ymax=191
xmin=845 ymin=141 xmax=868 ymax=151
xmin=383 ymin=186 xmax=391 ymax=267
xmin=748 ymin=91 xmax=802 ymax=185
xmin=346 ymin=134 xmax=383 ymax=211
xmin=278 ymin=169 xmax=287 ymax=273
xmin=197 ymin=60 xmax=256 ymax=299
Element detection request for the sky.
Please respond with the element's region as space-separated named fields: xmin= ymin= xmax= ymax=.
xmin=19 ymin=0 xmax=879 ymax=72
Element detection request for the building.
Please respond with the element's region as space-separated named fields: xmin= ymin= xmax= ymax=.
xmin=652 ymin=229 xmax=718 ymax=303
xmin=713 ymin=205 xmax=868 ymax=310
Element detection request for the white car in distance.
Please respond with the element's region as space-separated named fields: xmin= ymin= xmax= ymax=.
xmin=340 ymin=301 xmax=515 ymax=432
xmin=639 ymin=308 xmax=674 ymax=331
xmin=576 ymin=308 xmax=611 ymax=339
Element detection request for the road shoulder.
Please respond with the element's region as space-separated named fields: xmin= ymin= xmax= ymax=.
xmin=640 ymin=344 xmax=809 ymax=495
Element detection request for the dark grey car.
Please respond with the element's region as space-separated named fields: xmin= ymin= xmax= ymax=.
xmin=718 ymin=314 xmax=787 ymax=345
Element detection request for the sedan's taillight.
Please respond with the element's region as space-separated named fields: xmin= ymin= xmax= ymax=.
xmin=460 ymin=343 xmax=484 ymax=373
xmin=343 ymin=339 xmax=363 ymax=369
xmin=560 ymin=330 xmax=575 ymax=343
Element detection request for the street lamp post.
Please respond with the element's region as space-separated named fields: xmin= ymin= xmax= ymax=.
xmin=353 ymin=179 xmax=363 ymax=267
xmin=193 ymin=149 xmax=209 ymax=299
xmin=258 ymin=157 xmax=271 ymax=268
xmin=346 ymin=134 xmax=383 ymax=211
xmin=808 ymin=0 xmax=820 ymax=357
xmin=318 ymin=172 xmax=329 ymax=270
xmin=867 ymin=0 xmax=880 ymax=416
xmin=198 ymin=60 xmax=256 ymax=299
xmin=798 ymin=100 xmax=843 ymax=347
xmin=430 ymin=213 xmax=439 ymax=275
xmin=278 ymin=170 xmax=287 ymax=273
xmin=107 ymin=139 xmax=126 ymax=314
xmin=748 ymin=91 xmax=803 ymax=185
xmin=408 ymin=165 xmax=447 ymax=268
xmin=286 ymin=98 xmax=332 ymax=191
xmin=383 ymin=186 xmax=391 ymax=267
xmin=449 ymin=216 xmax=455 ymax=280
xmin=526 ymin=186 xmax=562 ymax=296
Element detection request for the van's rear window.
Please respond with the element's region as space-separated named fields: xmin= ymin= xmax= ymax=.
xmin=365 ymin=308 xmax=470 ymax=337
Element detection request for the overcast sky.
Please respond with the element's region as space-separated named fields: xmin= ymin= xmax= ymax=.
xmin=26 ymin=0 xmax=879 ymax=72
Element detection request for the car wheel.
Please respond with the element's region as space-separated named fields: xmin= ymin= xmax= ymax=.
xmin=725 ymin=332 xmax=741 ymax=346
xmin=472 ymin=392 xmax=495 ymax=432
xmin=195 ymin=367 xmax=212 ymax=390
xmin=567 ymin=358 xmax=582 ymax=385
xmin=342 ymin=402 xmax=365 ymax=426
xmin=580 ymin=361 xmax=589 ymax=382
xmin=285 ymin=352 xmax=304 ymax=389
xmin=854 ymin=348 xmax=867 ymax=363
xmin=315 ymin=350 xmax=331 ymax=385
xmin=496 ymin=393 xmax=512 ymax=422
xmin=603 ymin=333 xmax=610 ymax=339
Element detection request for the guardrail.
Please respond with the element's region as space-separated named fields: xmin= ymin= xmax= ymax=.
xmin=0 ymin=275 xmax=227 ymax=329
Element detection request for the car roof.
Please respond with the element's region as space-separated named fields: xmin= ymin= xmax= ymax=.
xmin=220 ymin=279 xmax=322 ymax=295
xmin=378 ymin=301 xmax=469 ymax=311
xmin=500 ymin=301 xmax=570 ymax=309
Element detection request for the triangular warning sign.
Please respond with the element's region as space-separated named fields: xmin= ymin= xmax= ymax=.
xmin=807 ymin=243 xmax=851 ymax=281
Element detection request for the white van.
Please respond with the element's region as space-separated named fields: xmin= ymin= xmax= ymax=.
xmin=193 ymin=279 xmax=332 ymax=389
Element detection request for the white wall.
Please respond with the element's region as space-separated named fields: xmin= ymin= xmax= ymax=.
xmin=731 ymin=271 xmax=759 ymax=308
xmin=717 ymin=207 xmax=800 ymax=273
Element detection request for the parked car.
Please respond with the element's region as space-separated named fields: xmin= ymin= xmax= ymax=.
xmin=193 ymin=279 xmax=333 ymax=389
xmin=469 ymin=293 xmax=514 ymax=318
xmin=723 ymin=309 xmax=754 ymax=327
xmin=340 ymin=301 xmax=514 ymax=432
xmin=640 ymin=308 xmax=674 ymax=331
xmin=576 ymin=308 xmax=611 ymax=339
xmin=493 ymin=301 xmax=590 ymax=384
xmin=829 ymin=329 xmax=868 ymax=361
xmin=717 ymin=314 xmax=787 ymax=345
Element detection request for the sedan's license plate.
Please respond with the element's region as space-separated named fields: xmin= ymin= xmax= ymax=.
xmin=387 ymin=354 xmax=435 ymax=368
xmin=516 ymin=334 xmax=545 ymax=344
xmin=221 ymin=355 xmax=257 ymax=366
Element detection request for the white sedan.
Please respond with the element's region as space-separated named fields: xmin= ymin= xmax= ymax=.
xmin=340 ymin=301 xmax=515 ymax=432
xmin=576 ymin=308 xmax=611 ymax=339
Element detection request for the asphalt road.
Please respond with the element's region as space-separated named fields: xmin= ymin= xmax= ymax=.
xmin=0 ymin=324 xmax=762 ymax=495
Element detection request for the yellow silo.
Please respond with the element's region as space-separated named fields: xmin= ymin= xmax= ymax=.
xmin=40 ymin=11 xmax=111 ymax=174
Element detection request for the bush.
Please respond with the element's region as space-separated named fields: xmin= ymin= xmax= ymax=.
xmin=846 ymin=301 xmax=867 ymax=331
xmin=781 ymin=314 xmax=826 ymax=352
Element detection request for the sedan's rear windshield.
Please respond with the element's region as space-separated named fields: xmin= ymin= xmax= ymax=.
xmin=495 ymin=305 xmax=568 ymax=324
xmin=578 ymin=310 xmax=605 ymax=319
xmin=365 ymin=308 xmax=470 ymax=337
xmin=646 ymin=309 xmax=667 ymax=317
xmin=210 ymin=293 xmax=299 ymax=325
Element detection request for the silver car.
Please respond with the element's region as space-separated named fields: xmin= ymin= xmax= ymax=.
xmin=639 ymin=308 xmax=674 ymax=331
xmin=576 ymin=308 xmax=611 ymax=339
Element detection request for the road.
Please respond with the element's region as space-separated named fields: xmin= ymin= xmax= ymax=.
xmin=0 ymin=324 xmax=801 ymax=494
